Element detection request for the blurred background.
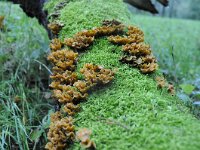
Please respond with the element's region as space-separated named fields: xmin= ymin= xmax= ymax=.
xmin=128 ymin=0 xmax=200 ymax=20
xmin=127 ymin=0 xmax=200 ymax=108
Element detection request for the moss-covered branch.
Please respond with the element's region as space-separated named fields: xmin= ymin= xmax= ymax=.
xmin=44 ymin=0 xmax=200 ymax=149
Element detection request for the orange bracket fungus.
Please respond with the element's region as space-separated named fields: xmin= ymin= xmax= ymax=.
xmin=76 ymin=128 xmax=96 ymax=149
xmin=50 ymin=38 xmax=63 ymax=51
xmin=65 ymin=36 xmax=95 ymax=50
xmin=155 ymin=76 xmax=175 ymax=95
xmin=46 ymin=19 xmax=159 ymax=149
xmin=45 ymin=116 xmax=75 ymax=150
xmin=48 ymin=22 xmax=64 ymax=35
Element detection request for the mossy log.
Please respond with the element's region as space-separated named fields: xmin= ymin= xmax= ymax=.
xmin=43 ymin=0 xmax=200 ymax=150
xmin=7 ymin=0 xmax=169 ymax=37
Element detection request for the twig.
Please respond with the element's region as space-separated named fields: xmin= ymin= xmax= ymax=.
xmin=97 ymin=116 xmax=130 ymax=130
xmin=34 ymin=59 xmax=53 ymax=75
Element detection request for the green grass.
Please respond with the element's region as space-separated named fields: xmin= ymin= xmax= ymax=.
xmin=44 ymin=0 xmax=200 ymax=150
xmin=132 ymin=15 xmax=200 ymax=84
xmin=0 ymin=2 xmax=50 ymax=80
xmin=0 ymin=2 xmax=51 ymax=149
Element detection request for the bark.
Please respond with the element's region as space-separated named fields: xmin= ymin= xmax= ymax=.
xmin=7 ymin=0 xmax=52 ymax=37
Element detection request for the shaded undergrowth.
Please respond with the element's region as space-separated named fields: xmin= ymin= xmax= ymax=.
xmin=0 ymin=2 xmax=51 ymax=149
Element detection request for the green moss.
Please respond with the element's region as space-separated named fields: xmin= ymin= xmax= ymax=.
xmin=58 ymin=0 xmax=131 ymax=38
xmin=44 ymin=0 xmax=65 ymax=14
xmin=45 ymin=0 xmax=200 ymax=149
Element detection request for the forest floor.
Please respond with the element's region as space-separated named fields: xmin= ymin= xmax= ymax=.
xmin=0 ymin=1 xmax=200 ymax=149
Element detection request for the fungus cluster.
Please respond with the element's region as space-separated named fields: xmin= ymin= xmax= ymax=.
xmin=80 ymin=64 xmax=115 ymax=85
xmin=50 ymin=38 xmax=63 ymax=51
xmin=46 ymin=19 xmax=159 ymax=149
xmin=76 ymin=128 xmax=96 ymax=149
xmin=48 ymin=49 xmax=78 ymax=71
xmin=46 ymin=42 xmax=78 ymax=148
xmin=48 ymin=22 xmax=64 ymax=35
xmin=108 ymin=25 xmax=158 ymax=74
xmin=47 ymin=1 xmax=70 ymax=36
xmin=155 ymin=76 xmax=175 ymax=95
xmin=46 ymin=22 xmax=120 ymax=150
xmin=65 ymin=21 xmax=124 ymax=50
xmin=65 ymin=36 xmax=95 ymax=50
xmin=45 ymin=115 xmax=75 ymax=150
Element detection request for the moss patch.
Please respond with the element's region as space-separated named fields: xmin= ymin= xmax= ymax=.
xmin=44 ymin=0 xmax=66 ymax=14
xmin=45 ymin=0 xmax=131 ymax=38
xmin=45 ymin=0 xmax=200 ymax=149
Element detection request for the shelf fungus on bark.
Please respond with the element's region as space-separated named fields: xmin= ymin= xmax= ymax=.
xmin=108 ymin=34 xmax=144 ymax=45
xmin=50 ymin=38 xmax=63 ymax=51
xmin=48 ymin=22 xmax=64 ymax=35
xmin=73 ymin=80 xmax=91 ymax=94
xmin=48 ymin=49 xmax=78 ymax=71
xmin=62 ymin=103 xmax=80 ymax=116
xmin=122 ymin=43 xmax=151 ymax=56
xmin=139 ymin=62 xmax=158 ymax=74
xmin=80 ymin=64 xmax=115 ymax=86
xmin=46 ymin=19 xmax=159 ymax=150
xmin=52 ymin=87 xmax=88 ymax=104
xmin=95 ymin=24 xmax=125 ymax=36
xmin=75 ymin=24 xmax=125 ymax=39
xmin=106 ymin=24 xmax=158 ymax=74
xmin=127 ymin=26 xmax=144 ymax=36
xmin=50 ymin=71 xmax=78 ymax=85
xmin=65 ymin=36 xmax=95 ymax=50
xmin=45 ymin=116 xmax=75 ymax=150
xmin=76 ymin=29 xmax=98 ymax=37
